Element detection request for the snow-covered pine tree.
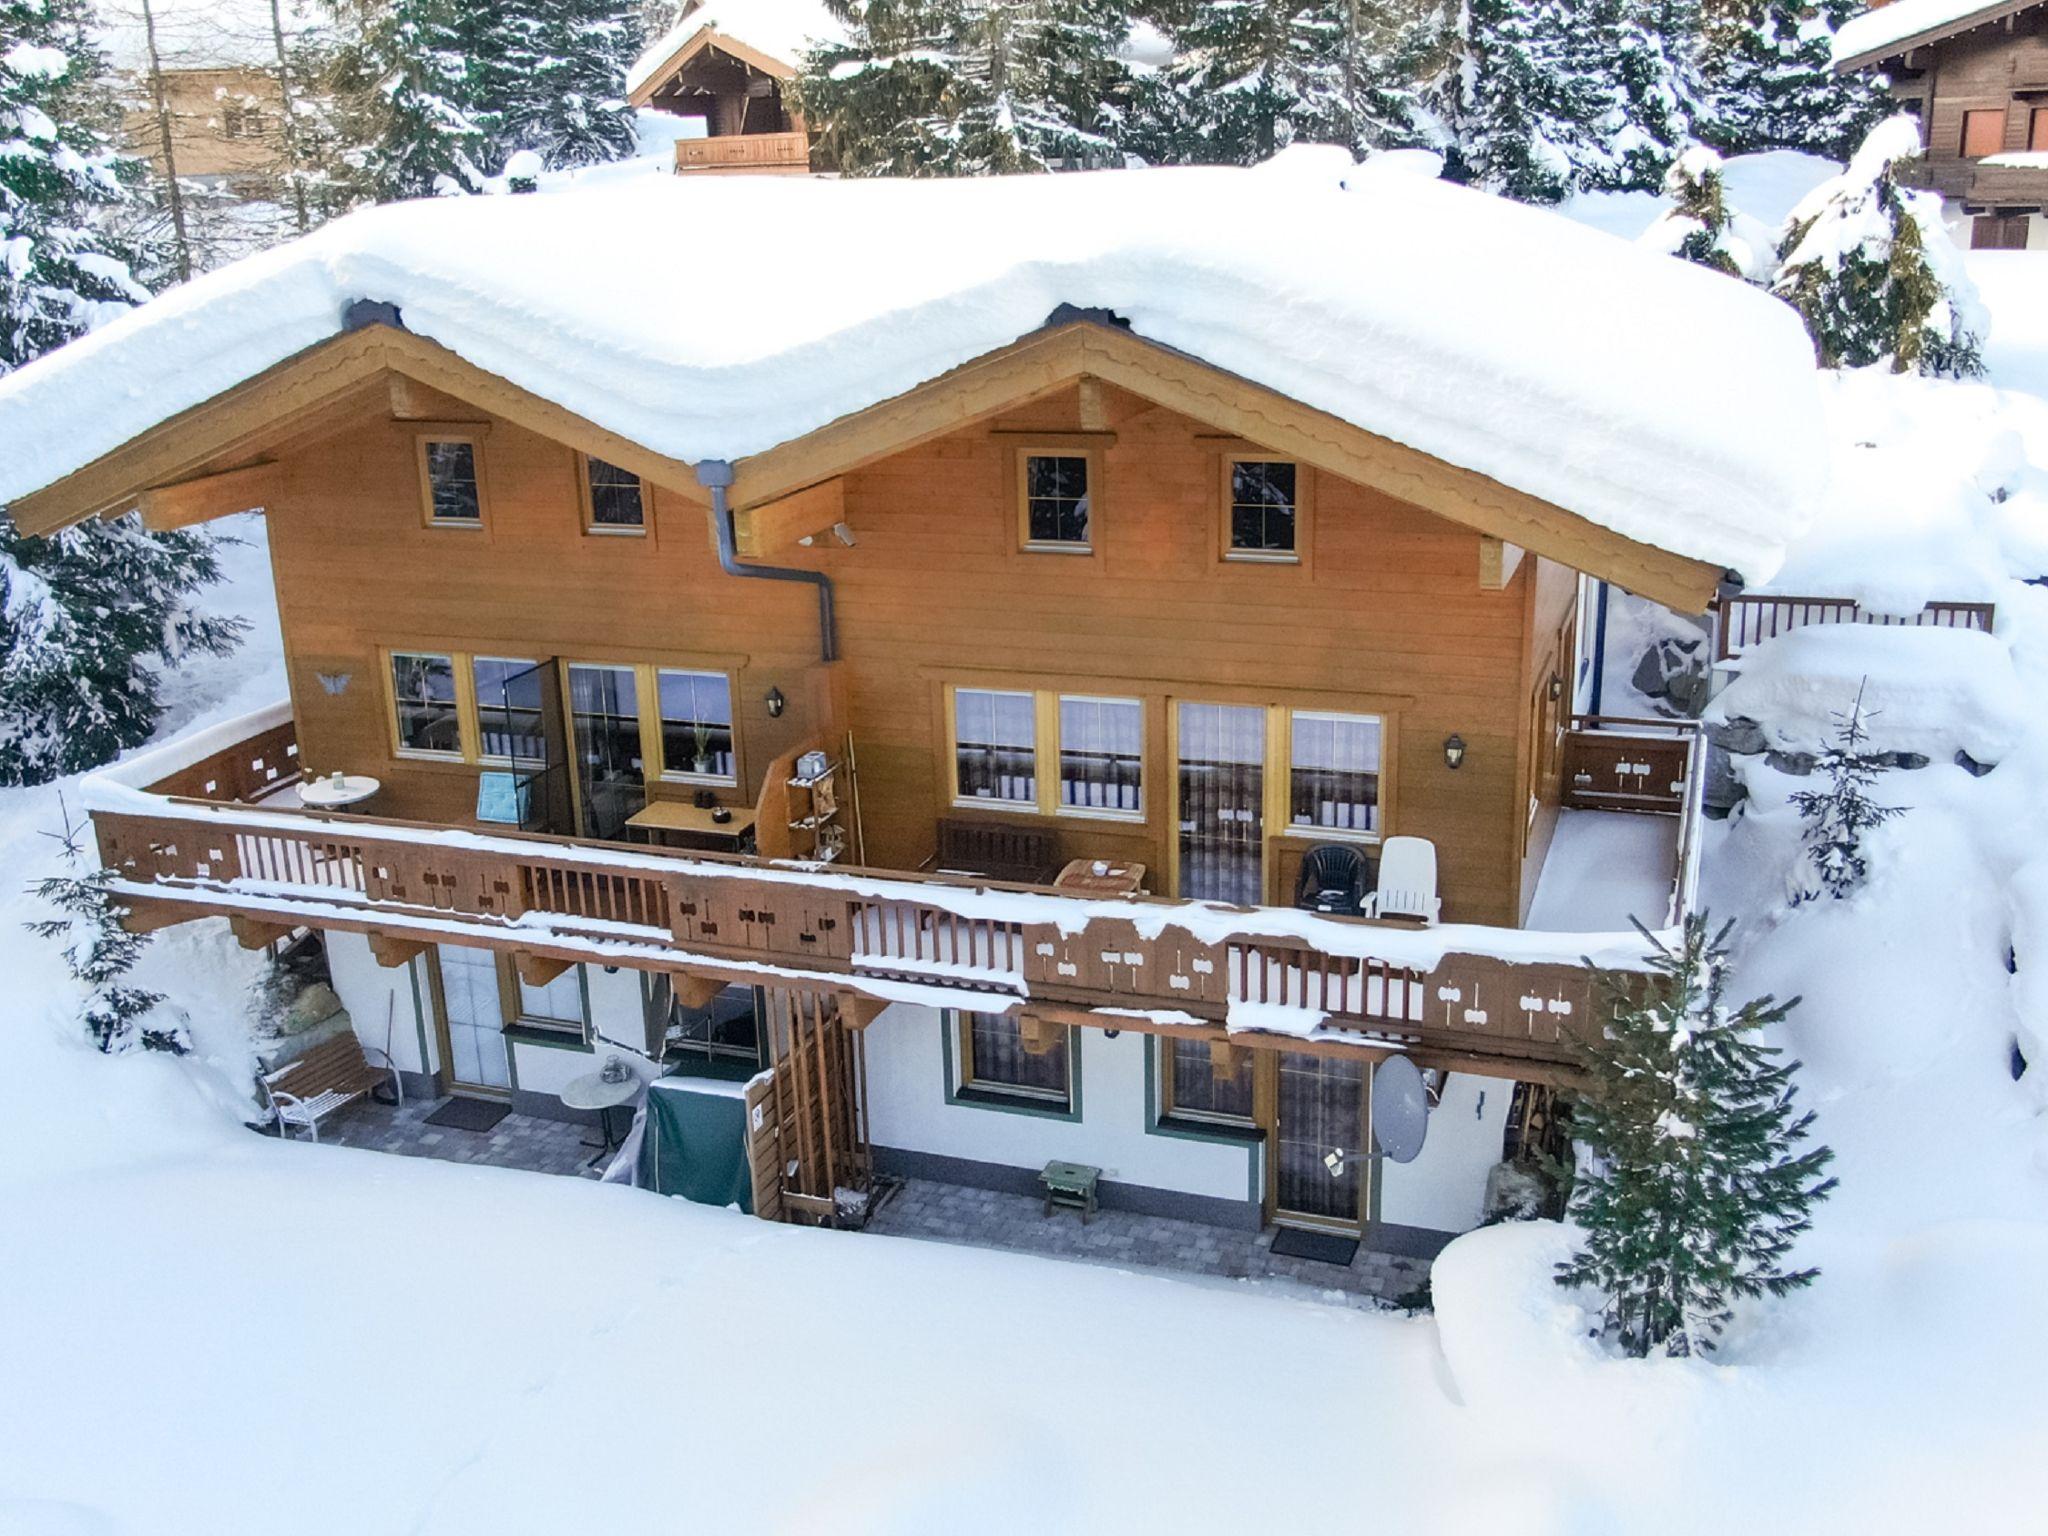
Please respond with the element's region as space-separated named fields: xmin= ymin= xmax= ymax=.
xmin=324 ymin=0 xmax=485 ymax=199
xmin=491 ymin=0 xmax=644 ymax=172
xmin=28 ymin=804 xmax=183 ymax=1054
xmin=1419 ymin=0 xmax=1608 ymax=203
xmin=1773 ymin=113 xmax=1988 ymax=377
xmin=1584 ymin=0 xmax=1703 ymax=192
xmin=1699 ymin=0 xmax=1887 ymax=160
xmin=1559 ymin=914 xmax=1836 ymax=1358
xmin=1788 ymin=680 xmax=1904 ymax=902
xmin=797 ymin=0 xmax=1131 ymax=176
xmin=1638 ymin=144 xmax=1772 ymax=279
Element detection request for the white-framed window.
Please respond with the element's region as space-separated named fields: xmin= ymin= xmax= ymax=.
xmin=1017 ymin=448 xmax=1095 ymax=551
xmin=1224 ymin=459 xmax=1300 ymax=560
xmin=1286 ymin=711 xmax=1381 ymax=837
xmin=656 ymin=668 xmax=736 ymax=782
xmin=581 ymin=455 xmax=645 ymax=534
xmin=417 ymin=436 xmax=485 ymax=526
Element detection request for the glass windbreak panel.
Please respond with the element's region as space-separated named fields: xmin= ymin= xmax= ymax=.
xmin=954 ymin=688 xmax=1037 ymax=804
xmin=473 ymin=656 xmax=544 ymax=763
xmin=425 ymin=440 xmax=481 ymax=522
xmin=1059 ymin=695 xmax=1142 ymax=814
xmin=963 ymin=1011 xmax=1068 ymax=1102
xmin=1167 ymin=1037 xmax=1253 ymax=1121
xmin=586 ymin=456 xmax=644 ymax=529
xmin=1289 ymin=712 xmax=1380 ymax=835
xmin=1024 ymin=454 xmax=1090 ymax=546
xmin=1229 ymin=461 xmax=1297 ymax=555
xmin=657 ymin=669 xmax=735 ymax=780
xmin=390 ymin=652 xmax=459 ymax=755
xmin=517 ymin=966 xmax=582 ymax=1031
xmin=567 ymin=663 xmax=645 ymax=839
xmin=1275 ymin=1050 xmax=1364 ymax=1223
xmin=1177 ymin=701 xmax=1265 ymax=904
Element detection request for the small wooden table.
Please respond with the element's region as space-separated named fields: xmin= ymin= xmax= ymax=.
xmin=1053 ymin=858 xmax=1146 ymax=896
xmin=1041 ymin=1159 xmax=1102 ymax=1223
xmin=625 ymin=801 xmax=757 ymax=852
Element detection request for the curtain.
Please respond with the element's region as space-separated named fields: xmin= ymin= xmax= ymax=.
xmin=1059 ymin=696 xmax=1142 ymax=812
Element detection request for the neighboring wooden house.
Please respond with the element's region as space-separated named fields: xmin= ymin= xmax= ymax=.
xmin=0 ymin=167 xmax=1821 ymax=1249
xmin=626 ymin=0 xmax=842 ymax=175
xmin=1836 ymin=0 xmax=2048 ymax=248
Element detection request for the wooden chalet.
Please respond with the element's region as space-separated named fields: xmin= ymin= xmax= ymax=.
xmin=625 ymin=1 xmax=827 ymax=176
xmin=1837 ymin=0 xmax=2048 ymax=248
xmin=1 ymin=167 xmax=1797 ymax=1248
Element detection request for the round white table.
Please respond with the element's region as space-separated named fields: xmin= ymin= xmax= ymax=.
xmin=299 ymin=773 xmax=382 ymax=810
xmin=561 ymin=1068 xmax=643 ymax=1164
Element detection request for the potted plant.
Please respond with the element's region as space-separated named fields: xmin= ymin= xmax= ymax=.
xmin=691 ymin=721 xmax=715 ymax=776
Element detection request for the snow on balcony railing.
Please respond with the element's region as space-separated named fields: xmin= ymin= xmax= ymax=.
xmin=1714 ymin=595 xmax=1994 ymax=661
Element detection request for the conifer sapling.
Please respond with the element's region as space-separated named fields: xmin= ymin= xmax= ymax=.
xmin=1788 ymin=679 xmax=1904 ymax=902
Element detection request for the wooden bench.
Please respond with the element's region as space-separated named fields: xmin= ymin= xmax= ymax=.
xmin=1040 ymin=1159 xmax=1102 ymax=1223
xmin=261 ymin=1032 xmax=401 ymax=1143
xmin=933 ymin=818 xmax=1059 ymax=885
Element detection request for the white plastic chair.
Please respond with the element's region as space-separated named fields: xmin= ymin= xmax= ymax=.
xmin=1367 ymin=836 xmax=1441 ymax=925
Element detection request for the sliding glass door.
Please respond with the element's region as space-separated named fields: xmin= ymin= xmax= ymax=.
xmin=1176 ymin=702 xmax=1266 ymax=904
xmin=566 ymin=663 xmax=645 ymax=839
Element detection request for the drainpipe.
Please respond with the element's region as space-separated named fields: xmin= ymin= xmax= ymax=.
xmin=1588 ymin=579 xmax=1610 ymax=715
xmin=696 ymin=459 xmax=837 ymax=662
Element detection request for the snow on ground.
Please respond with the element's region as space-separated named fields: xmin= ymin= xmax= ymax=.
xmin=1970 ymin=252 xmax=2048 ymax=401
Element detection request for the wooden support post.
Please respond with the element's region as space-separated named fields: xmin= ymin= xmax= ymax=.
xmin=228 ymin=913 xmax=292 ymax=951
xmin=1076 ymin=375 xmax=1109 ymax=432
xmin=669 ymin=970 xmax=722 ymax=1011
xmin=1478 ymin=535 xmax=1525 ymax=591
xmin=367 ymin=930 xmax=430 ymax=969
xmin=732 ymin=476 xmax=846 ymax=557
xmin=837 ymin=991 xmax=885 ymax=1030
xmin=1208 ymin=1038 xmax=1241 ymax=1075
xmin=514 ymin=951 xmax=572 ymax=987
xmin=1020 ymin=1011 xmax=1063 ymax=1057
xmin=136 ymin=460 xmax=282 ymax=530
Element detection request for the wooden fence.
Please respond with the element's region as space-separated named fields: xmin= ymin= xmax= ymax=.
xmin=1715 ymin=595 xmax=1994 ymax=660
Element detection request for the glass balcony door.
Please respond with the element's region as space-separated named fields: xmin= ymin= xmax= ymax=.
xmin=565 ymin=663 xmax=646 ymax=840
xmin=1176 ymin=702 xmax=1266 ymax=904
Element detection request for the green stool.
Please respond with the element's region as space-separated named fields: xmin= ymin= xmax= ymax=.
xmin=1040 ymin=1159 xmax=1102 ymax=1223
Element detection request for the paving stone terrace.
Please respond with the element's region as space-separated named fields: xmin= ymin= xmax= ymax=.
xmin=287 ymin=1102 xmax=1438 ymax=1308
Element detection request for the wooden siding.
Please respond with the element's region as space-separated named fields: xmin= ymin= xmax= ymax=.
xmin=261 ymin=379 xmax=1551 ymax=927
xmin=1890 ymin=18 xmax=2048 ymax=208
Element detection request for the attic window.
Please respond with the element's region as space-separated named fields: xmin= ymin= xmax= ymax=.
xmin=1225 ymin=459 xmax=1301 ymax=561
xmin=1018 ymin=450 xmax=1092 ymax=551
xmin=419 ymin=437 xmax=485 ymax=526
xmin=582 ymin=454 xmax=645 ymax=533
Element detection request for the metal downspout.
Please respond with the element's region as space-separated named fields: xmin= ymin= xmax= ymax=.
xmin=696 ymin=459 xmax=837 ymax=663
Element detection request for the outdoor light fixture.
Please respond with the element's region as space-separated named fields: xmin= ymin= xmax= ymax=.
xmin=765 ymin=686 xmax=786 ymax=718
xmin=1443 ymin=734 xmax=1467 ymax=770
xmin=831 ymin=521 xmax=858 ymax=547
xmin=1548 ymin=672 xmax=1564 ymax=701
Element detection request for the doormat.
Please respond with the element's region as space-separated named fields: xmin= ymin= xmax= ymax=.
xmin=1270 ymin=1227 xmax=1361 ymax=1266
xmin=425 ymin=1097 xmax=511 ymax=1134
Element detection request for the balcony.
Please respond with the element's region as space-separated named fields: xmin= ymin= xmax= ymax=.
xmin=82 ymin=704 xmax=1703 ymax=1078
xmin=672 ymin=130 xmax=810 ymax=175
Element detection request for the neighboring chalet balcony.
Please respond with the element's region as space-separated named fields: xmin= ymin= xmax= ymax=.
xmin=673 ymin=129 xmax=811 ymax=175
xmin=84 ymin=704 xmax=1705 ymax=1079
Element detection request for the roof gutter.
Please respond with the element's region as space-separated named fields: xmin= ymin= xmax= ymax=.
xmin=696 ymin=459 xmax=837 ymax=663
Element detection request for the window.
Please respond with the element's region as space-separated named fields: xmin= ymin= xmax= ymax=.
xmin=1288 ymin=711 xmax=1381 ymax=837
xmin=472 ymin=656 xmax=543 ymax=763
xmin=957 ymin=1010 xmax=1070 ymax=1107
xmin=1019 ymin=451 xmax=1091 ymax=549
xmin=513 ymin=963 xmax=585 ymax=1039
xmin=582 ymin=455 xmax=645 ymax=533
xmin=566 ymin=663 xmax=645 ymax=838
xmin=1058 ymin=695 xmax=1142 ymax=816
xmin=2033 ymin=107 xmax=2048 ymax=153
xmin=1962 ymin=108 xmax=2006 ymax=158
xmin=419 ymin=437 xmax=484 ymax=525
xmin=389 ymin=652 xmax=461 ymax=756
xmin=657 ymin=668 xmax=735 ymax=781
xmin=662 ymin=981 xmax=761 ymax=1063
xmin=953 ymin=688 xmax=1037 ymax=804
xmin=1225 ymin=459 xmax=1299 ymax=560
xmin=1162 ymin=1037 xmax=1254 ymax=1123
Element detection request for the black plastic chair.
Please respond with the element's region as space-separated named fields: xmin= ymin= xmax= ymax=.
xmin=1294 ymin=843 xmax=1373 ymax=917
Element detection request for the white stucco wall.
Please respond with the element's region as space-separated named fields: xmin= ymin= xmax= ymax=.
xmin=1376 ymin=1070 xmax=1512 ymax=1233
xmin=861 ymin=1004 xmax=1258 ymax=1205
xmin=506 ymin=963 xmax=652 ymax=1096
xmin=325 ymin=930 xmax=438 ymax=1076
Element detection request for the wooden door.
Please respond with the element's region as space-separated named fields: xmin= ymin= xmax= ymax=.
xmin=1271 ymin=1051 xmax=1368 ymax=1230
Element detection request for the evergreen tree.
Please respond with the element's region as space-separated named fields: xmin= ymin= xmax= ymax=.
xmin=1419 ymin=0 xmax=1607 ymax=203
xmin=1773 ymin=114 xmax=1988 ymax=377
xmin=796 ymin=0 xmax=1132 ymax=176
xmin=324 ymin=0 xmax=486 ymax=199
xmin=492 ymin=0 xmax=645 ymax=170
xmin=1559 ymin=915 xmax=1836 ymax=1358
xmin=1700 ymin=0 xmax=1888 ymax=160
xmin=1638 ymin=144 xmax=1770 ymax=279
xmin=28 ymin=804 xmax=184 ymax=1054
xmin=1788 ymin=681 xmax=1904 ymax=902
xmin=1589 ymin=0 xmax=1703 ymax=191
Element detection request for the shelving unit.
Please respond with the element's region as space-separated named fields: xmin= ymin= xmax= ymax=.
xmin=785 ymin=759 xmax=846 ymax=864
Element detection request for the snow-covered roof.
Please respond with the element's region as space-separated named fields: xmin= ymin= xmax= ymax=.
xmin=626 ymin=0 xmax=845 ymax=94
xmin=1833 ymin=0 xmax=2040 ymax=67
xmin=0 ymin=149 xmax=1827 ymax=583
xmin=95 ymin=0 xmax=321 ymax=74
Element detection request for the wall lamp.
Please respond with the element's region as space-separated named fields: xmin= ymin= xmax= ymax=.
xmin=765 ymin=686 xmax=786 ymax=718
xmin=1443 ymin=734 xmax=1467 ymax=770
xmin=1548 ymin=672 xmax=1564 ymax=702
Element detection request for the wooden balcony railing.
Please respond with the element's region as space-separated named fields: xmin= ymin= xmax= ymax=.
xmin=673 ymin=130 xmax=809 ymax=174
xmin=1714 ymin=594 xmax=1994 ymax=661
xmin=81 ymin=707 xmax=1701 ymax=1073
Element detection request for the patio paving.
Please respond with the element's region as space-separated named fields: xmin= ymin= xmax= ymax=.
xmin=865 ymin=1177 xmax=1438 ymax=1309
xmin=297 ymin=1094 xmax=618 ymax=1179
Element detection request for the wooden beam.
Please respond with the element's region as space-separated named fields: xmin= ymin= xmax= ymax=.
xmin=228 ymin=913 xmax=292 ymax=950
xmin=1020 ymin=1011 xmax=1064 ymax=1057
xmin=669 ymin=970 xmax=722 ymax=1011
xmin=837 ymin=991 xmax=886 ymax=1030
xmin=733 ymin=477 xmax=845 ymax=558
xmin=136 ymin=460 xmax=283 ymax=531
xmin=112 ymin=896 xmax=209 ymax=936
xmin=1208 ymin=1038 xmax=1241 ymax=1075
xmin=1076 ymin=375 xmax=1109 ymax=432
xmin=367 ymin=930 xmax=429 ymax=969
xmin=515 ymin=951 xmax=572 ymax=987
xmin=1478 ymin=536 xmax=1525 ymax=591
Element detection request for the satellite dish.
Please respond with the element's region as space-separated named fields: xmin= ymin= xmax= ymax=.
xmin=1372 ymin=1055 xmax=1430 ymax=1164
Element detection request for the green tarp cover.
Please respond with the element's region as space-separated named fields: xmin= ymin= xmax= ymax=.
xmin=638 ymin=1076 xmax=754 ymax=1212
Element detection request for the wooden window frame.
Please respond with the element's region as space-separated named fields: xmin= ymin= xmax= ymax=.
xmin=1014 ymin=442 xmax=1101 ymax=556
xmin=945 ymin=684 xmax=1042 ymax=811
xmin=1220 ymin=456 xmax=1310 ymax=566
xmin=653 ymin=666 xmax=739 ymax=786
xmin=1279 ymin=708 xmax=1388 ymax=845
xmin=1961 ymin=107 xmax=2008 ymax=159
xmin=948 ymin=1009 xmax=1075 ymax=1116
xmin=1159 ymin=1035 xmax=1256 ymax=1128
xmin=1053 ymin=692 xmax=1144 ymax=823
xmin=384 ymin=648 xmax=467 ymax=761
xmin=577 ymin=451 xmax=649 ymax=538
xmin=2032 ymin=107 xmax=2048 ymax=154
xmin=469 ymin=654 xmax=543 ymax=768
xmin=414 ymin=430 xmax=490 ymax=531
xmin=495 ymin=954 xmax=591 ymax=1046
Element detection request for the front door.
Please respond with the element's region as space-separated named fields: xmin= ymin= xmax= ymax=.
xmin=433 ymin=944 xmax=511 ymax=1095
xmin=1177 ymin=702 xmax=1266 ymax=904
xmin=1272 ymin=1051 xmax=1367 ymax=1229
